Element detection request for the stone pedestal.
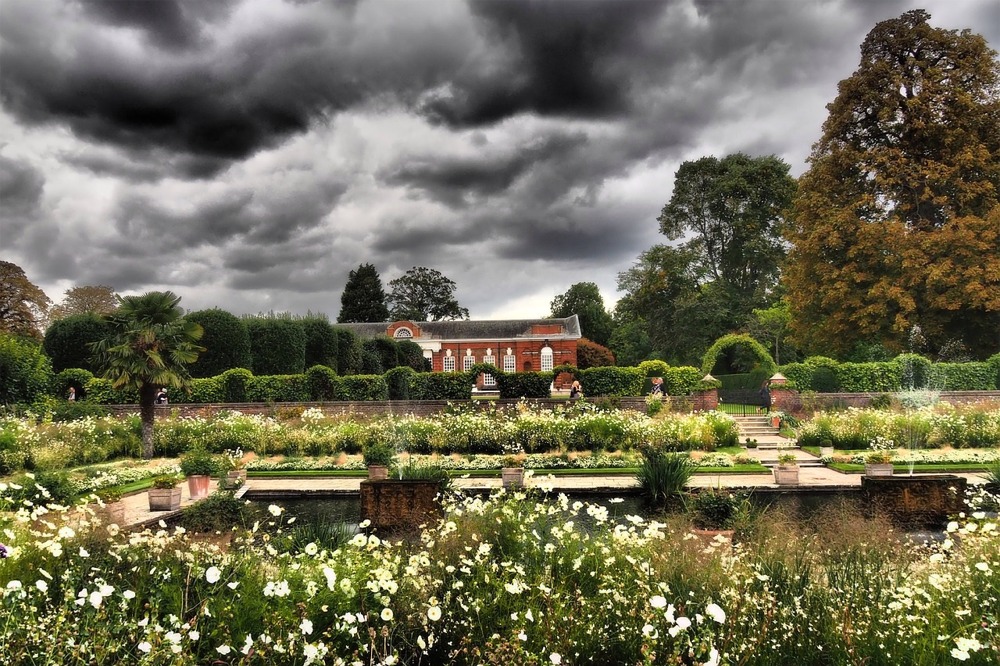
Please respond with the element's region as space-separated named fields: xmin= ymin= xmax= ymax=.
xmin=501 ymin=467 xmax=524 ymax=488
xmin=864 ymin=463 xmax=894 ymax=477
xmin=360 ymin=480 xmax=442 ymax=531
xmin=861 ymin=475 xmax=967 ymax=528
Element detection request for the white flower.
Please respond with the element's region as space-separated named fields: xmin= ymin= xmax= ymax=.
xmin=189 ymin=631 xmax=200 ymax=641
xmin=268 ymin=504 xmax=283 ymax=517
xmin=304 ymin=542 xmax=319 ymax=556
xmin=205 ymin=566 xmax=222 ymax=584
xmin=650 ymin=595 xmax=667 ymax=609
xmin=300 ymin=619 xmax=313 ymax=635
xmin=705 ymin=603 xmax=726 ymax=624
xmin=217 ymin=645 xmax=232 ymax=655
xmin=704 ymin=647 xmax=721 ymax=666
xmin=227 ymin=581 xmax=239 ymax=590
xmin=951 ymin=648 xmax=970 ymax=661
xmin=381 ymin=608 xmax=393 ymax=622
xmin=89 ymin=591 xmax=103 ymax=608
xmin=138 ymin=642 xmax=151 ymax=654
xmin=123 ymin=590 xmax=136 ymax=599
xmin=518 ymin=631 xmax=527 ymax=641
xmin=35 ymin=580 xmax=48 ymax=592
xmin=550 ymin=653 xmax=562 ymax=664
xmin=165 ymin=631 xmax=182 ymax=644
xmin=427 ymin=606 xmax=442 ymax=622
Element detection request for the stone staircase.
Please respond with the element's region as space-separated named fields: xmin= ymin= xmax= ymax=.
xmin=732 ymin=415 xmax=795 ymax=451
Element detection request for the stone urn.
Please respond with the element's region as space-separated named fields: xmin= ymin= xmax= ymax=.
xmin=148 ymin=487 xmax=182 ymax=511
xmin=501 ymin=467 xmax=525 ymax=489
xmin=773 ymin=463 xmax=799 ymax=486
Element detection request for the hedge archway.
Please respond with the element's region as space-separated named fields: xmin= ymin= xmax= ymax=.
xmin=701 ymin=334 xmax=776 ymax=376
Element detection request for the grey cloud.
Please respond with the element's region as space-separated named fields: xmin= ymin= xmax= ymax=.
xmin=0 ymin=152 xmax=44 ymax=220
xmin=77 ymin=0 xmax=236 ymax=51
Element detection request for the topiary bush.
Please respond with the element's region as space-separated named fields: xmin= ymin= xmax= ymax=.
xmin=301 ymin=316 xmax=339 ymax=372
xmin=219 ymin=368 xmax=254 ymax=403
xmin=306 ymin=364 xmax=340 ymax=401
xmin=385 ymin=366 xmax=415 ymax=400
xmin=495 ymin=371 xmax=552 ymax=399
xmin=51 ymin=368 xmax=95 ymax=401
xmin=333 ymin=328 xmax=363 ymax=376
xmin=185 ymin=308 xmax=252 ymax=378
xmin=410 ymin=372 xmax=472 ymax=400
xmin=245 ymin=316 xmax=307 ymax=375
xmin=42 ymin=313 xmax=109 ymax=373
xmin=579 ymin=366 xmax=644 ymax=396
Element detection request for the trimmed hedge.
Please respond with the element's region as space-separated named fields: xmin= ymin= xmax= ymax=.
xmin=779 ymin=354 xmax=999 ymax=392
xmin=245 ymin=317 xmax=306 ymax=375
xmin=580 ymin=366 xmax=644 ymax=397
xmin=185 ymin=309 xmax=251 ymax=378
xmin=410 ymin=372 xmax=473 ymax=400
xmin=306 ymin=365 xmax=339 ymax=401
xmin=338 ymin=375 xmax=388 ymax=401
xmin=385 ymin=366 xmax=415 ymax=400
xmin=663 ymin=366 xmax=703 ymax=396
xmin=495 ymin=370 xmax=552 ymax=399
xmin=52 ymin=368 xmax=94 ymax=401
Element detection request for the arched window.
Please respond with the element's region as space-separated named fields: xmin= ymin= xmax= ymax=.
xmin=394 ymin=327 xmax=413 ymax=339
xmin=540 ymin=346 xmax=553 ymax=372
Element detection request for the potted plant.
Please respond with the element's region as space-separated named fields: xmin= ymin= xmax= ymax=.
xmin=768 ymin=411 xmax=784 ymax=429
xmin=148 ymin=475 xmax=183 ymax=511
xmin=94 ymin=487 xmax=125 ymax=526
xmin=180 ymin=447 xmax=219 ymax=500
xmin=362 ymin=440 xmax=396 ymax=480
xmin=219 ymin=448 xmax=248 ymax=490
xmin=500 ymin=453 xmax=525 ymax=489
xmin=864 ymin=450 xmax=894 ymax=477
xmin=773 ymin=453 xmax=799 ymax=485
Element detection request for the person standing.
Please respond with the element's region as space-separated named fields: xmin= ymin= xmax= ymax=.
xmin=569 ymin=380 xmax=583 ymax=399
xmin=758 ymin=381 xmax=771 ymax=414
xmin=67 ymin=386 xmax=76 ymax=401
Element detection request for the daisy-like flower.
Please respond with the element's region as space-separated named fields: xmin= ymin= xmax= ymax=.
xmin=427 ymin=606 xmax=442 ymax=622
xmin=300 ymin=619 xmax=313 ymax=635
xmin=381 ymin=608 xmax=394 ymax=622
xmin=650 ymin=595 xmax=667 ymax=609
xmin=550 ymin=653 xmax=562 ymax=664
xmin=205 ymin=566 xmax=221 ymax=584
xmin=268 ymin=504 xmax=283 ymax=517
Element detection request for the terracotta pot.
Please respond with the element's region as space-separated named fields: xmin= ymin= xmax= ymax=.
xmin=148 ymin=487 xmax=182 ymax=511
xmin=501 ymin=467 xmax=525 ymax=489
xmin=368 ymin=465 xmax=389 ymax=481
xmin=770 ymin=416 xmax=781 ymax=428
xmin=187 ymin=474 xmax=211 ymax=500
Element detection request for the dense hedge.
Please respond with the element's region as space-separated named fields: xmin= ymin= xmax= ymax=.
xmin=301 ymin=317 xmax=339 ymax=371
xmin=42 ymin=313 xmax=108 ymax=373
xmin=495 ymin=369 xmax=552 ymax=399
xmin=663 ymin=366 xmax=704 ymax=396
xmin=779 ymin=354 xmax=1000 ymax=392
xmin=410 ymin=372 xmax=473 ymax=400
xmin=52 ymin=368 xmax=94 ymax=401
xmin=306 ymin=365 xmax=339 ymax=401
xmin=385 ymin=366 xmax=415 ymax=400
xmin=579 ymin=366 xmax=644 ymax=397
xmin=185 ymin=309 xmax=251 ymax=378
xmin=701 ymin=334 xmax=777 ymax=376
xmin=0 ymin=334 xmax=53 ymax=405
xmin=245 ymin=317 xmax=307 ymax=375
xmin=334 ymin=328 xmax=363 ymax=376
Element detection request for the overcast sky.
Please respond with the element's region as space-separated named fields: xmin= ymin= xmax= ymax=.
xmin=2 ymin=0 xmax=998 ymax=322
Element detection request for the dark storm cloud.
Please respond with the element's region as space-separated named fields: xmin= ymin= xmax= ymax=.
xmin=78 ymin=0 xmax=236 ymax=51
xmin=0 ymin=153 xmax=44 ymax=221
xmin=381 ymin=132 xmax=588 ymax=207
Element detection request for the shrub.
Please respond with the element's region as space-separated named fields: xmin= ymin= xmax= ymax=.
xmin=245 ymin=316 xmax=307 ymax=375
xmin=185 ymin=309 xmax=251 ymax=378
xmin=894 ymin=353 xmax=932 ymax=389
xmin=180 ymin=447 xmax=220 ymax=476
xmin=219 ymin=368 xmax=253 ymax=402
xmin=576 ymin=338 xmax=615 ymax=369
xmin=0 ymin=333 xmax=53 ymax=405
xmin=185 ymin=376 xmax=224 ymax=403
xmin=362 ymin=439 xmax=396 ymax=466
xmin=42 ymin=313 xmax=109 ymax=373
xmin=410 ymin=372 xmax=472 ymax=400
xmin=580 ymin=366 xmax=644 ymax=396
xmin=83 ymin=377 xmax=138 ymax=404
xmin=636 ymin=450 xmax=693 ymax=507
xmin=301 ymin=316 xmax=339 ymax=371
xmin=180 ymin=492 xmax=262 ymax=532
xmin=51 ymin=368 xmax=95 ymax=402
xmin=305 ymin=365 xmax=340 ymax=401
xmin=663 ymin=366 xmax=706 ymax=395
xmin=246 ymin=374 xmax=309 ymax=402
xmin=333 ymin=328 xmax=363 ymax=375
xmin=385 ymin=366 xmax=415 ymax=400
xmin=396 ymin=339 xmax=428 ymax=371
xmin=339 ymin=375 xmax=389 ymax=401
xmin=495 ymin=371 xmax=552 ymax=399
xmin=363 ymin=336 xmax=399 ymax=374
xmin=687 ymin=489 xmax=747 ymax=530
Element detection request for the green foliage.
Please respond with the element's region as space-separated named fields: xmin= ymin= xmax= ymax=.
xmin=362 ymin=439 xmax=396 ymax=466
xmin=385 ymin=366 xmax=415 ymax=400
xmin=715 ymin=370 xmax=772 ymax=391
xmin=579 ymin=366 xmax=644 ymax=397
xmin=83 ymin=377 xmax=138 ymax=404
xmin=989 ymin=354 xmax=1000 ymax=390
xmin=337 ymin=263 xmax=390 ymax=324
xmin=362 ymin=336 xmax=399 ymax=374
xmin=180 ymin=447 xmax=220 ymax=476
xmin=410 ymin=372 xmax=472 ymax=400
xmin=396 ymin=339 xmax=428 ymax=371
xmin=186 ymin=376 xmax=224 ymax=403
xmin=894 ymin=354 xmax=933 ymax=389
xmin=701 ymin=334 xmax=777 ymax=376
xmin=388 ymin=266 xmax=469 ymax=321
xmin=46 ymin=399 xmax=111 ymax=423
xmin=180 ymin=492 xmax=262 ymax=532
xmin=636 ymin=450 xmax=693 ymax=507
xmin=0 ymin=333 xmax=53 ymax=405
xmin=607 ymin=318 xmax=653 ymax=367
xmin=638 ymin=360 xmax=670 ymax=377
xmin=246 ymin=375 xmax=310 ymax=402
xmin=663 ymin=366 xmax=703 ymax=396
xmin=42 ymin=313 xmax=108 ymax=372
xmin=339 ymin=375 xmax=389 ymax=401
xmin=333 ymin=328 xmax=363 ymax=376
xmin=219 ymin=368 xmax=254 ymax=402
xmin=300 ymin=316 xmax=339 ymax=371
xmin=930 ymin=363 xmax=996 ymax=391
xmin=576 ymin=337 xmax=615 ymax=369
xmin=244 ymin=316 xmax=306 ymax=375
xmin=52 ymin=368 xmax=94 ymax=400
xmin=495 ymin=371 xmax=552 ymax=399
xmin=185 ymin=309 xmax=251 ymax=378
xmin=306 ymin=365 xmax=340 ymax=401
xmin=686 ymin=489 xmax=752 ymax=530
xmin=836 ymin=362 xmax=902 ymax=393
xmin=550 ymin=282 xmax=614 ymax=346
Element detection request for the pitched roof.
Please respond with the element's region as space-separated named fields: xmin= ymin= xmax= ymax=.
xmin=337 ymin=315 xmax=581 ymax=340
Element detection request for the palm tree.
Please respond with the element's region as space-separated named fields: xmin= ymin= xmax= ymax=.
xmin=91 ymin=291 xmax=204 ymax=458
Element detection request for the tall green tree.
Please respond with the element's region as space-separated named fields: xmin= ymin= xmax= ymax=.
xmin=388 ymin=267 xmax=469 ymax=321
xmin=549 ymin=282 xmax=615 ymax=347
xmin=785 ymin=10 xmax=1000 ymax=358
xmin=43 ymin=313 xmax=110 ymax=372
xmin=186 ymin=309 xmax=251 ymax=378
xmin=658 ymin=153 xmax=796 ymax=305
xmin=90 ymin=292 xmax=204 ymax=458
xmin=49 ymin=285 xmax=118 ymax=320
xmin=301 ymin=315 xmax=339 ymax=372
xmin=0 ymin=332 xmax=52 ymax=405
xmin=0 ymin=261 xmax=51 ymax=338
xmin=337 ymin=264 xmax=390 ymax=323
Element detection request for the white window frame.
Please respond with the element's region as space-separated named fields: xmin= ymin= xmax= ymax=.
xmin=463 ymin=355 xmax=475 ymax=371
xmin=540 ymin=346 xmax=554 ymax=372
xmin=442 ymin=356 xmax=456 ymax=372
xmin=393 ymin=327 xmax=413 ymax=339
xmin=482 ymin=373 xmax=496 ymax=387
xmin=503 ymin=354 xmax=516 ymax=373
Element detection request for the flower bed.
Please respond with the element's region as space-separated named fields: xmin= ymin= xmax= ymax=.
xmin=796 ymin=405 xmax=1000 ymax=450
xmin=0 ymin=485 xmax=996 ymax=663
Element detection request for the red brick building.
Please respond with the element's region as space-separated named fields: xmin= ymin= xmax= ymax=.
xmin=339 ymin=316 xmax=581 ymax=387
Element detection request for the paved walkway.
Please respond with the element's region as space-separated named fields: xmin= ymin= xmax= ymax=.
xmin=116 ymin=460 xmax=990 ymax=529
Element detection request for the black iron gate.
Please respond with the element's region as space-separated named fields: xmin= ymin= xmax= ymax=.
xmin=717 ymin=389 xmax=768 ymax=416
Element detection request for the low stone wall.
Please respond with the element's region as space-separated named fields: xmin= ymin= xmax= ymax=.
xmin=360 ymin=480 xmax=442 ymax=531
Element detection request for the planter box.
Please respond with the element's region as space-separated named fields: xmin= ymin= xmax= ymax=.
xmin=148 ymin=487 xmax=182 ymax=511
xmin=773 ymin=465 xmax=799 ymax=485
xmin=368 ymin=465 xmax=389 ymax=481
xmin=360 ymin=480 xmax=443 ymax=531
xmin=864 ymin=463 xmax=894 ymax=477
xmin=187 ymin=475 xmax=211 ymax=500
xmin=220 ymin=470 xmax=247 ymax=490
xmin=501 ymin=467 xmax=525 ymax=489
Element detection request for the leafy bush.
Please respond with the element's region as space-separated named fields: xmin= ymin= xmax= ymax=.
xmin=495 ymin=371 xmax=552 ymax=399
xmin=333 ymin=327 xmax=363 ymax=376
xmin=636 ymin=450 xmax=693 ymax=507
xmin=179 ymin=491 xmax=262 ymax=532
xmin=306 ymin=365 xmax=340 ymax=401
xmin=339 ymin=375 xmax=389 ymax=401
xmin=244 ymin=316 xmax=307 ymax=375
xmin=385 ymin=366 xmax=415 ymax=400
xmin=83 ymin=377 xmax=138 ymax=404
xmin=246 ymin=374 xmax=310 ymax=402
xmin=410 ymin=372 xmax=472 ymax=400
xmin=185 ymin=308 xmax=251 ymax=378
xmin=0 ymin=333 xmax=53 ymax=405
xmin=219 ymin=368 xmax=253 ymax=402
xmin=576 ymin=338 xmax=615 ymax=369
xmin=580 ymin=366 xmax=644 ymax=396
xmin=301 ymin=316 xmax=339 ymax=371
xmin=185 ymin=376 xmax=224 ymax=403
xmin=363 ymin=336 xmax=399 ymax=374
xmin=663 ymin=366 xmax=704 ymax=395
xmin=42 ymin=313 xmax=109 ymax=373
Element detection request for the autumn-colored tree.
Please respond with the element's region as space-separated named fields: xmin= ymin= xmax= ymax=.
xmin=49 ymin=285 xmax=119 ymax=320
xmin=576 ymin=338 xmax=615 ymax=369
xmin=784 ymin=10 xmax=1000 ymax=358
xmin=0 ymin=261 xmax=51 ymax=338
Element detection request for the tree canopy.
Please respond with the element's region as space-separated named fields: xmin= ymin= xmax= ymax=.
xmin=784 ymin=10 xmax=1000 ymax=358
xmin=0 ymin=261 xmax=51 ymax=338
xmin=388 ymin=267 xmax=469 ymax=322
xmin=90 ymin=291 xmax=203 ymax=458
xmin=337 ymin=264 xmax=390 ymax=323
xmin=49 ymin=285 xmax=118 ymax=320
xmin=549 ymin=282 xmax=614 ymax=347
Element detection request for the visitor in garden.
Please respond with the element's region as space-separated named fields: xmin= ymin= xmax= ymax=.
xmin=758 ymin=381 xmax=771 ymax=414
xmin=569 ymin=380 xmax=583 ymax=399
xmin=650 ymin=377 xmax=663 ymax=395
xmin=155 ymin=388 xmax=168 ymax=405
xmin=67 ymin=386 xmax=75 ymax=401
